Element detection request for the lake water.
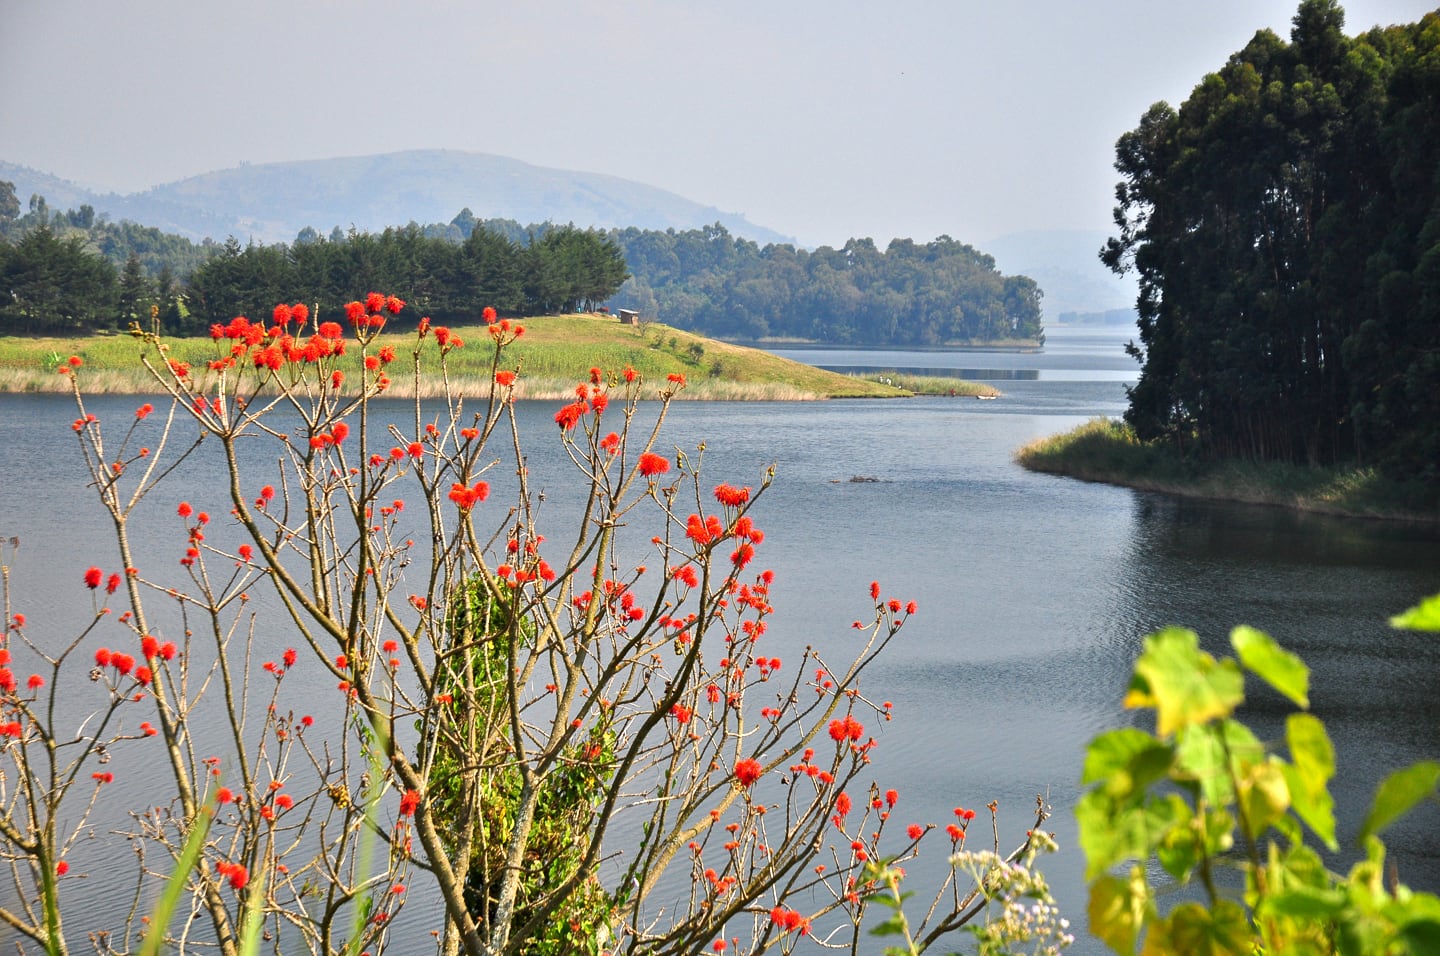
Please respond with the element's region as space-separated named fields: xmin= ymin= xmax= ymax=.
xmin=2 ymin=325 xmax=1438 ymax=952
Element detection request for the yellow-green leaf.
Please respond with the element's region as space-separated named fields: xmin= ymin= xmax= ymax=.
xmin=1231 ymin=625 xmax=1309 ymax=708
xmin=1128 ymin=628 xmax=1244 ymax=737
xmin=1237 ymin=759 xmax=1291 ymax=841
xmin=1284 ymin=713 xmax=1337 ymax=850
xmin=1391 ymin=592 xmax=1440 ymax=632
xmin=1089 ymin=866 xmax=1150 ymax=955
xmin=1359 ymin=761 xmax=1440 ymax=842
xmin=1141 ymin=899 xmax=1254 ymax=956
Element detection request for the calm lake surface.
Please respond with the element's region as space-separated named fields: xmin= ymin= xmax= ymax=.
xmin=2 ymin=326 xmax=1437 ymax=952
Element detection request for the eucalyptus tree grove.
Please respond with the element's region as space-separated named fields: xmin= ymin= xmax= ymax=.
xmin=1104 ymin=0 xmax=1440 ymax=483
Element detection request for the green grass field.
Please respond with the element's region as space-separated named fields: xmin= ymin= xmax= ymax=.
xmin=0 ymin=314 xmax=960 ymax=401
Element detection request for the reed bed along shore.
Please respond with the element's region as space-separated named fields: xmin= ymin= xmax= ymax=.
xmin=0 ymin=314 xmax=929 ymax=401
xmin=1016 ymin=417 xmax=1439 ymax=523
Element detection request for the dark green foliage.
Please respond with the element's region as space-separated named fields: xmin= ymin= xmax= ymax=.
xmin=1106 ymin=0 xmax=1440 ymax=488
xmin=426 ymin=581 xmax=615 ymax=956
xmin=181 ymin=223 xmax=628 ymax=327
xmin=0 ymin=223 xmax=117 ymax=334
xmin=607 ymin=225 xmax=1044 ymax=345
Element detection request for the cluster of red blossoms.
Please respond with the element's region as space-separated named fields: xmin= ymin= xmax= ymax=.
xmin=214 ymin=860 xmax=248 ymax=891
xmin=342 ymin=292 xmax=405 ymax=329
xmin=769 ymin=906 xmax=812 ymax=935
xmin=733 ymin=757 xmax=763 ymax=788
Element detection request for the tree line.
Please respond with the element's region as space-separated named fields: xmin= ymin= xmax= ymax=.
xmin=2 ymin=178 xmax=1042 ymax=346
xmin=608 ymin=225 xmax=1044 ymax=345
xmin=1106 ymin=0 xmax=1440 ymax=485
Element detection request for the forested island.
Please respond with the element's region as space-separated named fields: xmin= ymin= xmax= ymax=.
xmin=1024 ymin=0 xmax=1440 ymax=512
xmin=0 ymin=183 xmax=1042 ymax=347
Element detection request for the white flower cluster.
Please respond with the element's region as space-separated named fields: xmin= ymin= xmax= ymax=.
xmin=951 ymin=842 xmax=1074 ymax=955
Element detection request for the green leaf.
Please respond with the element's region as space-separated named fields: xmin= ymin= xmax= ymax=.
xmin=1082 ymin=728 xmax=1162 ymax=784
xmin=1284 ymin=713 xmax=1337 ymax=850
xmin=1175 ymin=719 xmax=1263 ymax=807
xmin=1088 ymin=866 xmax=1150 ymax=955
xmin=1359 ymin=761 xmax=1440 ymax=842
xmin=1231 ymin=625 xmax=1309 ymax=708
xmin=140 ymin=797 xmax=216 ymax=956
xmin=1078 ymin=790 xmax=1190 ymax=879
xmin=1082 ymin=728 xmax=1175 ymax=800
xmin=1126 ymin=628 xmax=1245 ymax=737
xmin=1141 ymin=899 xmax=1253 ymax=956
xmin=1237 ymin=759 xmax=1291 ymax=841
xmin=1390 ymin=593 xmax=1440 ymax=632
xmin=1260 ymin=885 xmax=1346 ymax=920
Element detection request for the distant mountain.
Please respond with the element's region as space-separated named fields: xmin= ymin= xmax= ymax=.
xmin=0 ymin=151 xmax=794 ymax=247
xmin=980 ymin=229 xmax=1138 ymax=321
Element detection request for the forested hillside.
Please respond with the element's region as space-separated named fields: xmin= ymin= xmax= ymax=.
xmin=1106 ymin=0 xmax=1440 ymax=483
xmin=606 ymin=225 xmax=1043 ymax=345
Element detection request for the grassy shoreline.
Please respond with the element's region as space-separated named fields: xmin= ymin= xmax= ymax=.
xmin=0 ymin=314 xmax=975 ymax=401
xmin=1016 ymin=418 xmax=1440 ymax=525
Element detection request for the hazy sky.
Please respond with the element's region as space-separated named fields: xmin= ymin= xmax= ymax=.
xmin=2 ymin=0 xmax=1435 ymax=248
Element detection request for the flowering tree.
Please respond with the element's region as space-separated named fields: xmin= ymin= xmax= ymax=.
xmin=0 ymin=295 xmax=1064 ymax=955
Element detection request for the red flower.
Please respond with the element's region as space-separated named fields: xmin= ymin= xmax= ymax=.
xmin=667 ymin=372 xmax=686 ymax=386
xmin=734 ymin=758 xmax=763 ymax=788
xmin=482 ymin=306 xmax=498 ymax=323
xmin=68 ymin=355 xmax=83 ymax=367
xmin=272 ymin=304 xmax=293 ymax=325
xmin=495 ymin=370 xmax=517 ymax=387
xmin=135 ymin=403 xmax=154 ymax=419
xmin=554 ymin=400 xmax=588 ymax=430
xmin=885 ymin=788 xmax=899 ymax=808
xmin=385 ymin=295 xmax=405 ymax=314
xmin=56 ymin=861 xmax=69 ymax=876
xmin=83 ymin=567 xmax=103 ymax=589
xmin=27 ymin=673 xmax=44 ymax=690
xmin=638 ymin=452 xmax=670 ymax=477
xmin=215 ymin=787 xmax=235 ymax=804
xmin=828 ymin=716 xmax=864 ymax=742
xmin=177 ymin=502 xmax=193 ymax=519
xmin=216 ymin=860 xmax=248 ymax=891
xmin=907 ymin=824 xmax=925 ymax=840
xmin=713 ymin=484 xmax=751 ymax=507
xmin=835 ymin=791 xmax=852 ymax=817
xmin=105 ymin=573 xmax=121 ymax=594
xmin=399 ymin=789 xmax=420 ymax=817
xmin=448 ymin=481 xmax=490 ymax=511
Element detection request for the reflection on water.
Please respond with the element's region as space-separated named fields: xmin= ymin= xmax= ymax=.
xmin=2 ymin=325 xmax=1437 ymax=951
